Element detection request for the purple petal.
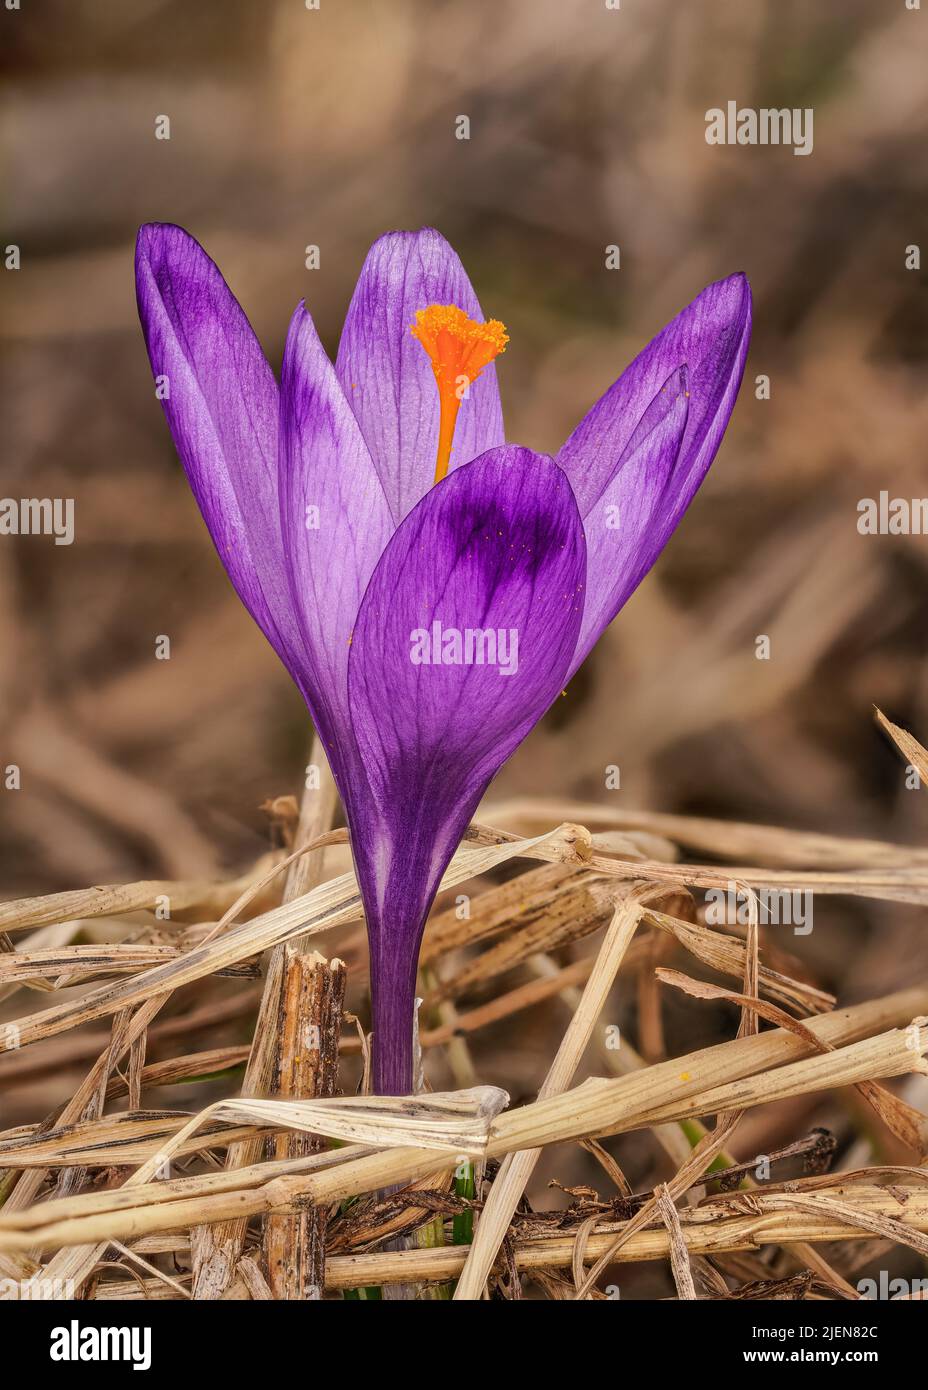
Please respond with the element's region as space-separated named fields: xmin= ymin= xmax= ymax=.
xmin=558 ymin=273 xmax=752 ymax=519
xmin=279 ymin=303 xmax=394 ymax=785
xmin=335 ymin=229 xmax=506 ymax=527
xmin=135 ymin=223 xmax=301 ymax=672
xmin=346 ymin=446 xmax=586 ymax=1091
xmin=570 ymin=366 xmax=690 ymax=671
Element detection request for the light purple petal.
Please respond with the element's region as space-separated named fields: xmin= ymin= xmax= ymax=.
xmin=346 ymin=445 xmax=586 ymax=1091
xmin=135 ymin=223 xmax=301 ymax=672
xmin=558 ymin=273 xmax=752 ymax=518
xmin=279 ymin=302 xmax=394 ymax=786
xmin=335 ymin=228 xmax=506 ymax=527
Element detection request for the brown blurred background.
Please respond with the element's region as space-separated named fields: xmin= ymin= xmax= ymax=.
xmin=2 ymin=0 xmax=927 ymax=1003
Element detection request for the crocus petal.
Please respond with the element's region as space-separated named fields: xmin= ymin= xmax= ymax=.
xmin=346 ymin=446 xmax=586 ymax=1091
xmin=569 ymin=366 xmax=690 ymax=672
xmin=335 ymin=228 xmax=506 ymax=526
xmin=135 ymin=223 xmax=301 ymax=672
xmin=557 ymin=273 xmax=752 ymax=518
xmin=279 ymin=302 xmax=394 ymax=785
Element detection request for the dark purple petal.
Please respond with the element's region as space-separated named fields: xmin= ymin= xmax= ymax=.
xmin=558 ymin=273 xmax=752 ymax=518
xmin=135 ymin=223 xmax=301 ymax=672
xmin=346 ymin=446 xmax=586 ymax=1091
xmin=335 ymin=229 xmax=506 ymax=527
xmin=279 ymin=302 xmax=394 ymax=786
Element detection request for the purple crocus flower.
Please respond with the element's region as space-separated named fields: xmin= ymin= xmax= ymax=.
xmin=135 ymin=224 xmax=751 ymax=1094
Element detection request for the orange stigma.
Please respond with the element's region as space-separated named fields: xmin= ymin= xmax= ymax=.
xmin=411 ymin=304 xmax=508 ymax=482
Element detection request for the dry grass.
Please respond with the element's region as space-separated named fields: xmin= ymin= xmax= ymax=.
xmin=0 ymin=713 xmax=926 ymax=1301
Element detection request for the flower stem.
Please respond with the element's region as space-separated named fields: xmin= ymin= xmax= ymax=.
xmin=369 ymin=939 xmax=418 ymax=1095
